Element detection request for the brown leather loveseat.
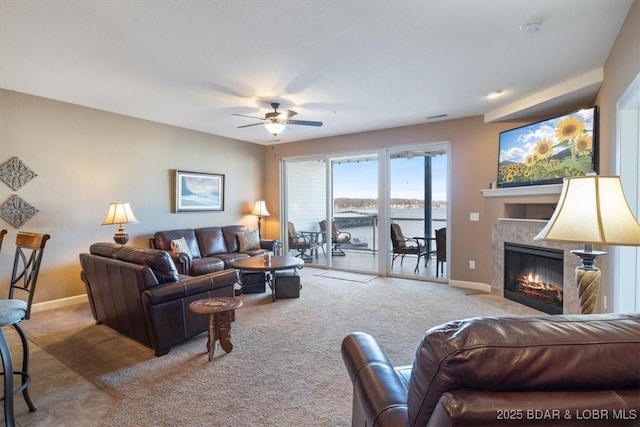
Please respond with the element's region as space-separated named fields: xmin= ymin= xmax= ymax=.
xmin=342 ymin=313 xmax=640 ymax=426
xmin=80 ymin=243 xmax=238 ymax=356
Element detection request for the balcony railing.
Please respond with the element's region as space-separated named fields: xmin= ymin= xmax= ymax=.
xmin=333 ymin=211 xmax=446 ymax=254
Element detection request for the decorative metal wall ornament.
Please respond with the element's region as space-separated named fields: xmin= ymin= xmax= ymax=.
xmin=0 ymin=195 xmax=39 ymax=228
xmin=0 ymin=157 xmax=38 ymax=191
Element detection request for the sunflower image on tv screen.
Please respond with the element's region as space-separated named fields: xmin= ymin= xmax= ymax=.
xmin=497 ymin=107 xmax=596 ymax=187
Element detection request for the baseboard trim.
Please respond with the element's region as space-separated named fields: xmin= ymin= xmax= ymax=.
xmin=449 ymin=280 xmax=492 ymax=293
xmin=31 ymin=294 xmax=88 ymax=314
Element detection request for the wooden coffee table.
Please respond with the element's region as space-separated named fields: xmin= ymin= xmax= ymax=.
xmin=189 ymin=296 xmax=242 ymax=361
xmin=233 ymin=256 xmax=304 ymax=301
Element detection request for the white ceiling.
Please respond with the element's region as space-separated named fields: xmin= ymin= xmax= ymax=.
xmin=0 ymin=1 xmax=633 ymax=145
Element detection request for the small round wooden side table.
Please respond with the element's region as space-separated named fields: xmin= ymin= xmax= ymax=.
xmin=189 ymin=297 xmax=243 ymax=361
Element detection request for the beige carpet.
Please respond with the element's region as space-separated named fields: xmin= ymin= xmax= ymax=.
xmin=20 ymin=267 xmax=541 ymax=427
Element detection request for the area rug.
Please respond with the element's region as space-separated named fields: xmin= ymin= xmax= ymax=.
xmin=313 ymin=270 xmax=378 ymax=283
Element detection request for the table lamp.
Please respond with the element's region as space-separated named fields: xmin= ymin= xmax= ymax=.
xmin=102 ymin=201 xmax=139 ymax=244
xmin=534 ymin=175 xmax=640 ymax=314
xmin=251 ymin=200 xmax=270 ymax=238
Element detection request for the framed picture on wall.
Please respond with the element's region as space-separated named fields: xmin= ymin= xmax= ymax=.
xmin=174 ymin=170 xmax=225 ymax=212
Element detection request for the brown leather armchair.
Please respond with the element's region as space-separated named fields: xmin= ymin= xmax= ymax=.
xmin=342 ymin=313 xmax=640 ymax=426
xmin=80 ymin=243 xmax=238 ymax=356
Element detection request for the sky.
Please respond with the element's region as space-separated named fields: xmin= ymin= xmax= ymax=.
xmin=332 ymin=154 xmax=447 ymax=201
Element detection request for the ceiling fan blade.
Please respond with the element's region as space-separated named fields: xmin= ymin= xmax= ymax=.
xmin=232 ymin=113 xmax=266 ymax=120
xmin=286 ymin=119 xmax=323 ymax=127
xmin=237 ymin=122 xmax=264 ymax=128
xmin=278 ymin=109 xmax=298 ymax=119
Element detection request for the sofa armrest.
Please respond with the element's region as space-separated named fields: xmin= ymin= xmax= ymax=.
xmin=260 ymin=239 xmax=281 ymax=252
xmin=142 ymin=269 xmax=238 ymax=306
xmin=167 ymin=250 xmax=192 ymax=275
xmin=342 ymin=332 xmax=410 ymax=427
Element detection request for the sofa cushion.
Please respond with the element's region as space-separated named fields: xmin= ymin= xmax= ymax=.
xmin=114 ymin=246 xmax=180 ymax=285
xmin=237 ymin=229 xmax=260 ymax=252
xmin=213 ymin=252 xmax=250 ymax=269
xmin=191 ymin=257 xmax=226 ymax=276
xmin=170 ymin=237 xmax=193 ymax=260
xmin=195 ymin=227 xmax=228 ymax=256
xmin=222 ymin=225 xmax=248 ymax=253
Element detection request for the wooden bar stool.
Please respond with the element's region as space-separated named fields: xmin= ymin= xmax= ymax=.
xmin=0 ymin=300 xmax=36 ymax=427
xmin=0 ymin=231 xmax=50 ymax=426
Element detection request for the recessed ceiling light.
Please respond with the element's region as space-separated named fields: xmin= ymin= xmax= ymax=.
xmin=486 ymin=90 xmax=504 ymax=99
xmin=520 ymin=21 xmax=541 ymax=34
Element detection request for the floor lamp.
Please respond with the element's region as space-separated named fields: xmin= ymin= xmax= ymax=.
xmin=251 ymin=200 xmax=270 ymax=239
xmin=534 ymin=175 xmax=640 ymax=314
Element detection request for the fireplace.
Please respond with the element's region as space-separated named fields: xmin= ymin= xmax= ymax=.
xmin=504 ymin=243 xmax=563 ymax=314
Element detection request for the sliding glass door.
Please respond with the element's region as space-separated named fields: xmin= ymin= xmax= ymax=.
xmin=387 ymin=145 xmax=448 ymax=279
xmin=283 ymin=158 xmax=328 ymax=264
xmin=282 ymin=142 xmax=448 ymax=280
xmin=329 ymin=155 xmax=379 ymax=273
xmin=282 ymin=154 xmax=379 ymax=273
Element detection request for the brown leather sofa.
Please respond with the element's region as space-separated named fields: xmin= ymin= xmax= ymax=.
xmin=151 ymin=225 xmax=278 ymax=293
xmin=151 ymin=225 xmax=276 ymax=275
xmin=342 ymin=313 xmax=640 ymax=427
xmin=80 ymin=242 xmax=238 ymax=356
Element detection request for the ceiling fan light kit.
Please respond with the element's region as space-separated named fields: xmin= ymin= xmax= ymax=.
xmin=233 ymin=102 xmax=323 ymax=138
xmin=265 ymin=121 xmax=286 ymax=136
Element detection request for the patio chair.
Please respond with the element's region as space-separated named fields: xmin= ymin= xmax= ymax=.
xmin=287 ymin=222 xmax=318 ymax=262
xmin=390 ymin=223 xmax=427 ymax=273
xmin=319 ymin=219 xmax=351 ymax=256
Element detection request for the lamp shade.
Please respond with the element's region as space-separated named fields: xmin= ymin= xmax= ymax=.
xmin=265 ymin=122 xmax=286 ymax=136
xmin=102 ymin=201 xmax=140 ymax=226
xmin=251 ymin=200 xmax=270 ymax=217
xmin=534 ymin=175 xmax=640 ymax=245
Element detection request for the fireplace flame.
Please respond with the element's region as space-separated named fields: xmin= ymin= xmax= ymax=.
xmin=526 ymin=273 xmax=540 ymax=283
xmin=516 ymin=272 xmax=563 ymax=303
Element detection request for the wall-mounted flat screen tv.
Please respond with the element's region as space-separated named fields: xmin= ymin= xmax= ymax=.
xmin=497 ymin=106 xmax=597 ymax=188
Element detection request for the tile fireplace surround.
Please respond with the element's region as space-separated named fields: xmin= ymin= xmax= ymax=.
xmin=492 ymin=219 xmax=581 ymax=314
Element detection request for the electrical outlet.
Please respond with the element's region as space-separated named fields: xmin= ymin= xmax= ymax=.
xmin=470 ymin=212 xmax=479 ymax=221
xmin=469 ymin=260 xmax=476 ymax=269
xmin=603 ymin=295 xmax=607 ymax=310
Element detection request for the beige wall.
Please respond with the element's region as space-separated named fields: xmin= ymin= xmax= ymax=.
xmin=0 ymin=89 xmax=266 ymax=304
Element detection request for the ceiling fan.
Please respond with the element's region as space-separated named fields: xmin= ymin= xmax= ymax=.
xmin=233 ymin=102 xmax=323 ymax=137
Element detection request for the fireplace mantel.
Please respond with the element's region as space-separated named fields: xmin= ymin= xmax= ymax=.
xmin=481 ymin=183 xmax=562 ymax=197
xmin=497 ymin=218 xmax=546 ymax=224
